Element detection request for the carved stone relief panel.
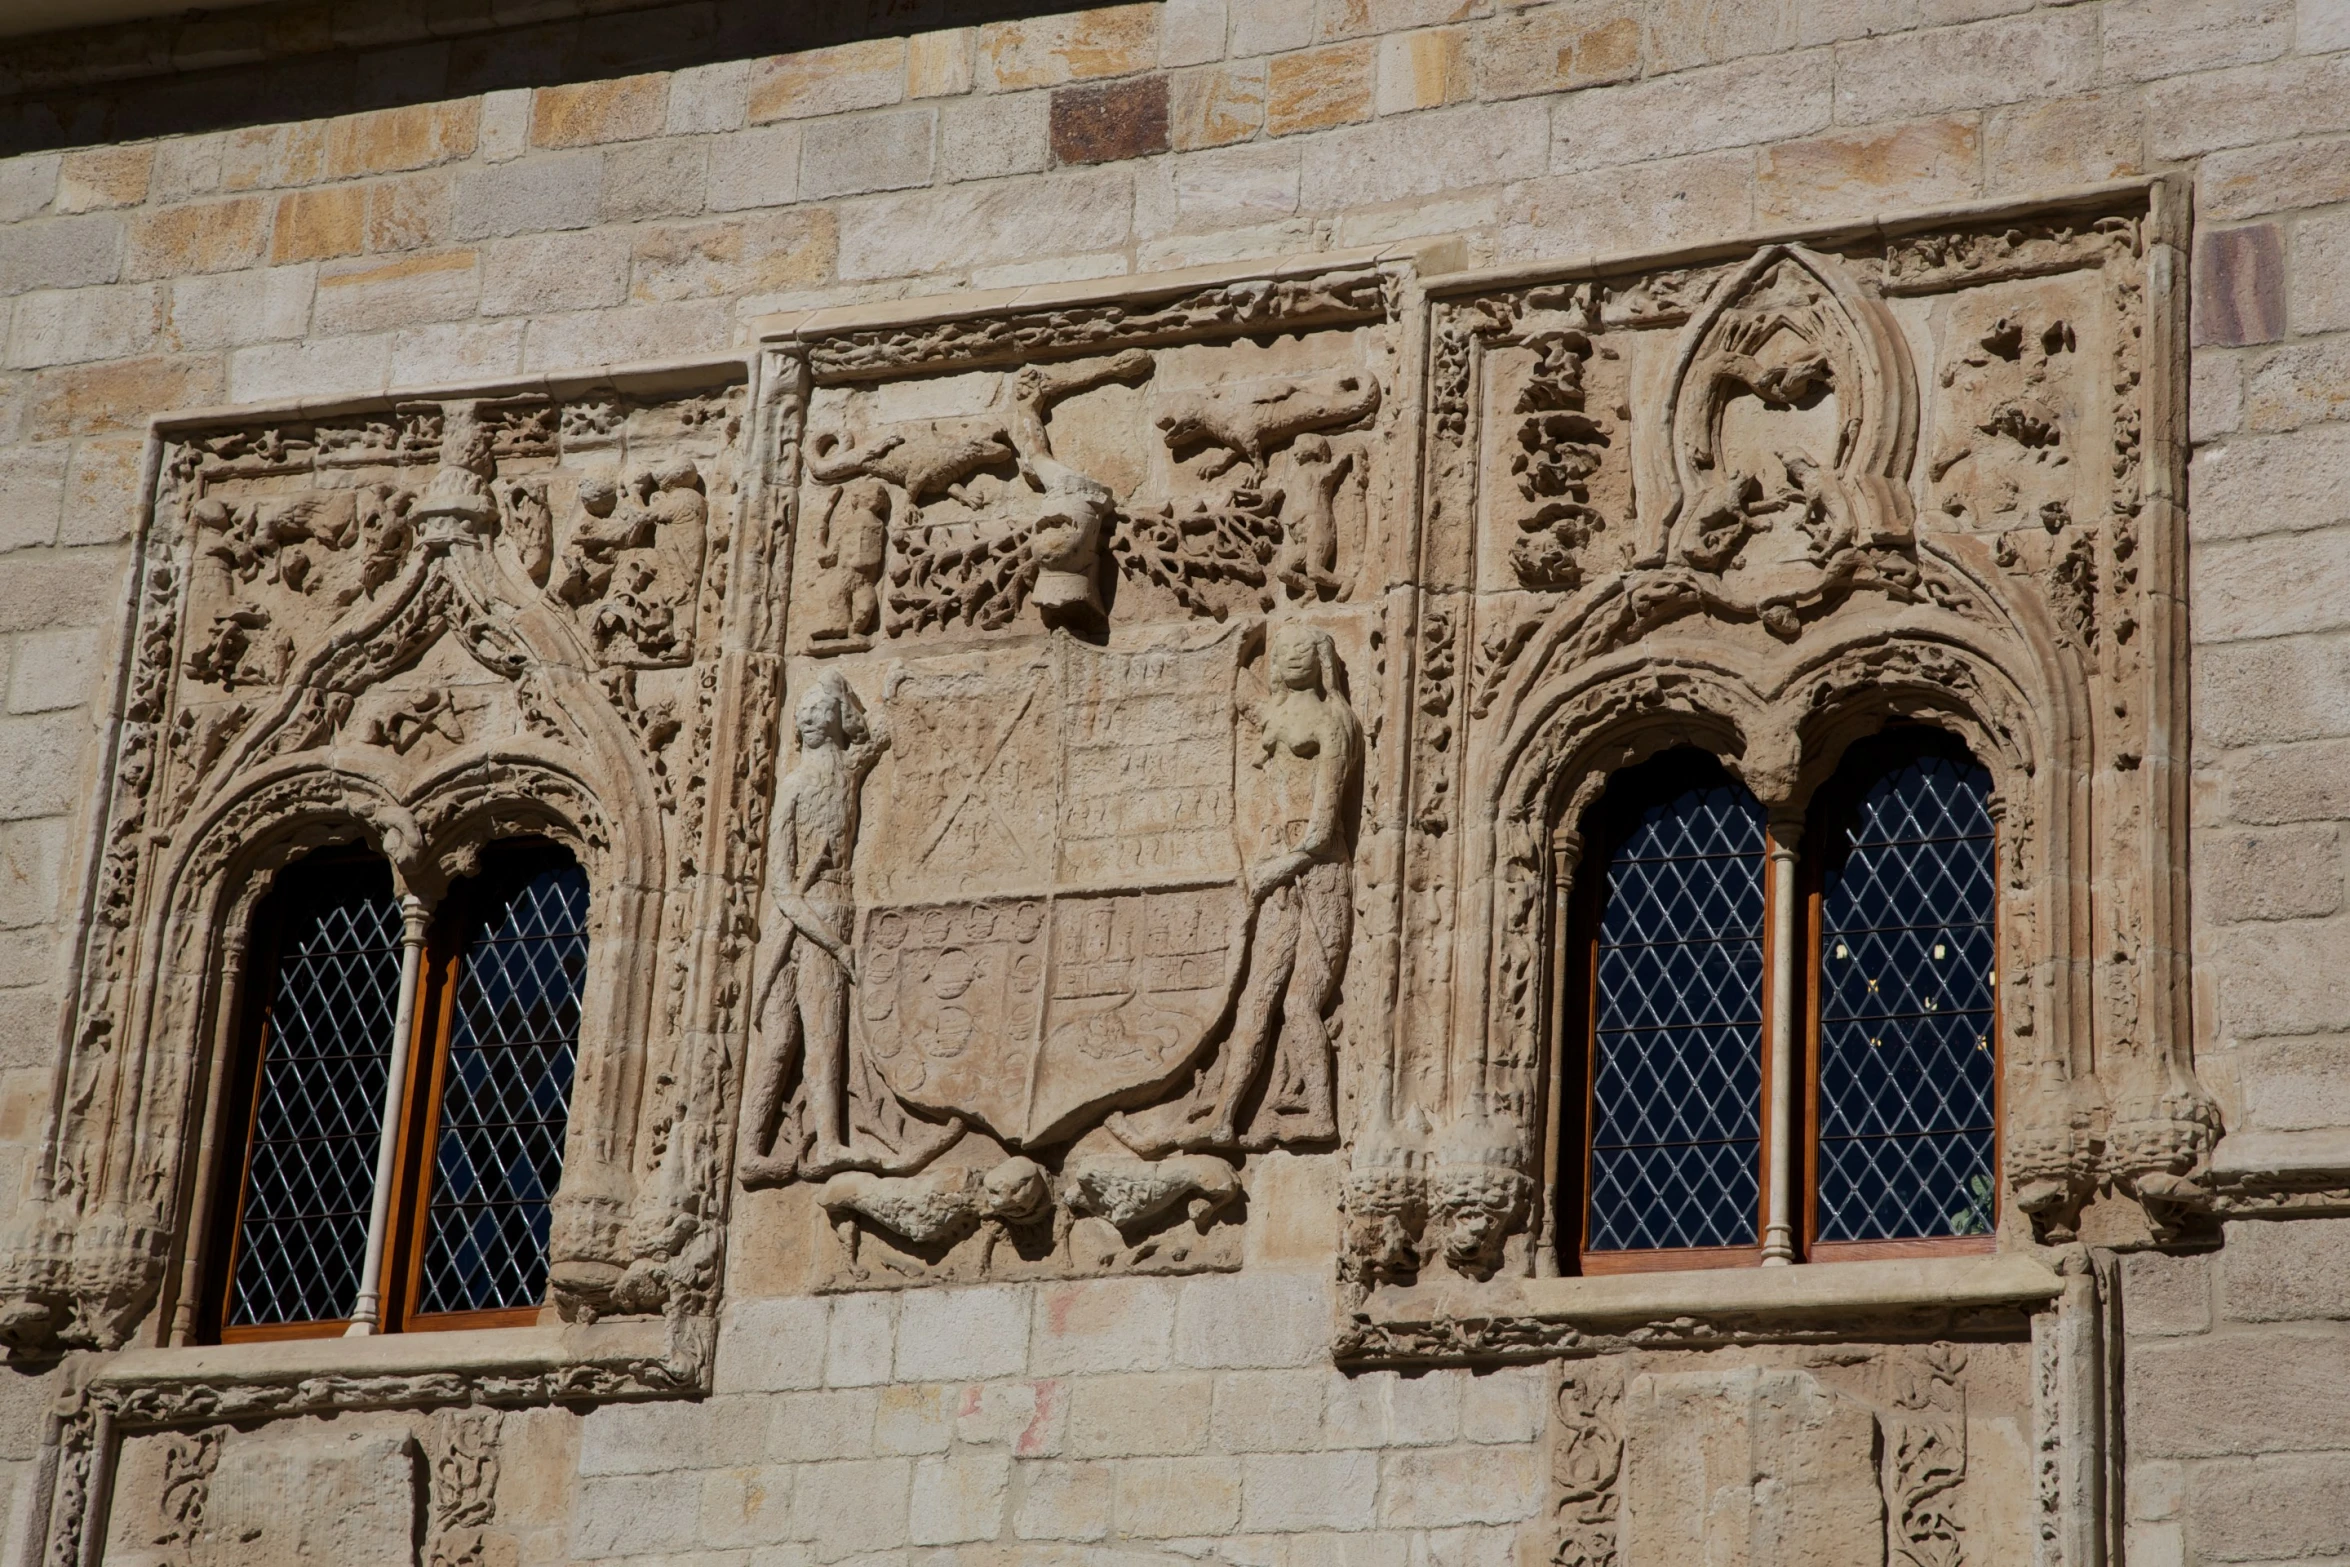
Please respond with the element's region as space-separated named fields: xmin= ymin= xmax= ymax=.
xmin=747 ymin=264 xmax=1409 ymax=1285
xmin=786 ymin=316 xmax=1393 ymax=652
xmin=1375 ymin=182 xmax=2199 ymax=1289
xmin=0 ymin=367 xmax=769 ymax=1354
xmin=101 ymin=1405 xmax=517 ymax=1567
xmin=1523 ymin=1342 xmax=2032 ymax=1567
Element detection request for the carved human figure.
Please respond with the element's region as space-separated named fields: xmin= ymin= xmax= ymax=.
xmin=1212 ymin=621 xmax=1360 ymax=1146
xmin=553 ymin=461 xmax=708 ymax=663
xmin=742 ymin=672 xmax=888 ymax=1179
xmin=810 ymin=477 xmax=889 ymax=642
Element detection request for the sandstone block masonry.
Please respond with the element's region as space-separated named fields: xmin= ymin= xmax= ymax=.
xmin=0 ymin=2 xmax=2346 ymax=1564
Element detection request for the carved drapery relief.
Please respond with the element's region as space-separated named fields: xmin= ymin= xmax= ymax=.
xmin=0 ymin=370 xmax=762 ymax=1355
xmin=751 ymin=264 xmax=1403 ymax=1283
xmin=1372 ymin=181 xmax=2205 ymax=1291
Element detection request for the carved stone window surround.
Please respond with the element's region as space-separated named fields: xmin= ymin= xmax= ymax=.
xmin=19 ymin=1316 xmax=700 ymax=1567
xmin=1367 ymin=175 xmax=2208 ymax=1301
xmin=1336 ymin=1248 xmax=2064 ymax=1366
xmin=3 ymin=357 xmax=768 ymax=1378
xmin=86 ymin=1313 xmax=693 ymax=1419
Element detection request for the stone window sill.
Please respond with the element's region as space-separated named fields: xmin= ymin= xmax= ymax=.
xmin=1338 ymin=1250 xmax=2064 ymax=1365
xmin=87 ymin=1315 xmax=699 ymax=1425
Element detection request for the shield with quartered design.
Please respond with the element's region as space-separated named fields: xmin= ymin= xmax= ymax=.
xmin=856 ymin=630 xmax=1252 ymax=1147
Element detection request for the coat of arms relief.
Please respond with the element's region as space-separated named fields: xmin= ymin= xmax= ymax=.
xmin=743 ymin=270 xmax=1400 ymax=1283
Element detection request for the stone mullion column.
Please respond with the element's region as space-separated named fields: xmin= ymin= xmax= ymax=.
xmin=1761 ymin=818 xmax=1802 ymax=1266
xmin=348 ymin=893 xmax=431 ymax=1336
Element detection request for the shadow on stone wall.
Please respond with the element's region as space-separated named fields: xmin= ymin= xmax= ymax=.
xmin=0 ymin=0 xmax=1093 ymax=156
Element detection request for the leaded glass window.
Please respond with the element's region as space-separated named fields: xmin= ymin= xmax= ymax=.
xmin=221 ymin=855 xmax=402 ymax=1330
xmin=206 ymin=838 xmax=589 ymax=1339
xmin=1555 ymin=731 xmax=2002 ymax=1275
xmin=1811 ymin=738 xmax=1998 ymax=1247
xmin=415 ymin=852 xmax=589 ymax=1317
xmin=1577 ymin=752 xmax=1767 ymax=1261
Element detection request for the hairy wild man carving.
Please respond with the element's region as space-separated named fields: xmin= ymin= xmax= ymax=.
xmin=741 ymin=670 xmax=920 ymax=1184
xmin=1214 ymin=621 xmax=1359 ymax=1149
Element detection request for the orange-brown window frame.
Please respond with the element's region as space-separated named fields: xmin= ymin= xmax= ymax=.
xmin=1558 ymin=757 xmax=1773 ymax=1278
xmin=1551 ymin=733 xmax=2002 ymax=1276
xmin=199 ymin=840 xmax=576 ymax=1343
xmin=1799 ymin=731 xmax=2000 ymax=1265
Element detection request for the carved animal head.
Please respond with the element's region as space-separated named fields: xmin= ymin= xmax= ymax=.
xmin=979 ymin=1157 xmax=1052 ymax=1223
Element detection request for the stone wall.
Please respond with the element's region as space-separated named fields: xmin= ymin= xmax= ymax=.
xmin=0 ymin=1 xmax=2345 ymax=1563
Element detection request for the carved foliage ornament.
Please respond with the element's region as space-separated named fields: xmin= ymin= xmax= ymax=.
xmin=1 ymin=374 xmax=760 ymax=1354
xmin=1378 ymin=184 xmax=2208 ymax=1290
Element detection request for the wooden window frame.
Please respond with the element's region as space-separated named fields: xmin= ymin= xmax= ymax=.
xmin=1561 ymin=755 xmax=1770 ymax=1278
xmin=1800 ymin=729 xmax=2001 ymax=1265
xmin=200 ymin=839 xmax=577 ymax=1343
xmin=1552 ymin=733 xmax=2002 ymax=1276
xmin=202 ymin=847 xmax=392 ymax=1344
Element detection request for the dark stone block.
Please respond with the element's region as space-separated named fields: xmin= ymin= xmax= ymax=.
xmin=1050 ymin=74 xmax=1170 ymax=167
xmin=2195 ymin=223 xmax=2287 ymax=347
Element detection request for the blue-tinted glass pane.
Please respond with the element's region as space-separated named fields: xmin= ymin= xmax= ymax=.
xmin=1816 ymin=750 xmax=1998 ymax=1242
xmin=417 ymin=858 xmax=589 ymax=1315
xmin=229 ymin=861 xmax=402 ymax=1327
xmin=1587 ymin=779 xmax=1765 ymax=1252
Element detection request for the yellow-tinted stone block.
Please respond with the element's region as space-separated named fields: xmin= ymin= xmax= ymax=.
xmin=271 ymin=184 xmax=368 ymax=263
xmin=530 ymin=73 xmax=668 ymax=148
xmin=1266 ymin=42 xmax=1376 ymax=136
xmin=977 ymin=5 xmax=1160 ymax=90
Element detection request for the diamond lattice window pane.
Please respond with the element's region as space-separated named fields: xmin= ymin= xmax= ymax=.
xmin=1587 ymin=778 xmax=1765 ymax=1252
xmin=416 ymin=857 xmax=589 ymax=1316
xmin=1816 ymin=750 xmax=1999 ymax=1242
xmin=227 ymin=861 xmax=402 ymax=1327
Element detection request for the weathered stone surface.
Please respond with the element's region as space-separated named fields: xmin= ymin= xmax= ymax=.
xmin=751 ymin=39 xmax=907 ymax=123
xmin=531 ymin=73 xmax=668 ymax=147
xmin=977 ymin=7 xmax=1160 ymax=90
xmin=2131 ymin=1329 xmax=2350 ymax=1456
xmin=203 ymin=1423 xmax=417 ymax=1566
xmin=1754 ymin=115 xmax=1980 ymax=226
xmin=2186 ymin=1451 xmax=2350 ymax=1562
xmin=1623 ymin=1368 xmax=1884 ymax=1566
xmin=1549 ymin=50 xmax=1831 ymax=171
xmin=1171 ymin=60 xmax=1268 ymax=149
xmin=1051 ymin=75 xmax=1172 ymax=165
xmin=2218 ymin=1215 xmax=2350 ymax=1321
xmin=1267 ymin=42 xmax=1377 ymax=134
xmin=2124 ymin=1248 xmax=2215 ymax=1336
xmin=803 ymin=109 xmax=938 ymax=199
xmin=1243 ymin=1450 xmax=1380 ymax=1532
xmin=2196 ymin=824 xmax=2343 ymax=920
xmin=1070 ymin=1371 xmax=1212 ymax=1456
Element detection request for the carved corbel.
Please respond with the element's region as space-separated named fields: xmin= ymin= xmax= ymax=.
xmin=1340 ymin=1100 xmax=1431 ymax=1288
xmin=1431 ymin=1101 xmax=1535 ymax=1281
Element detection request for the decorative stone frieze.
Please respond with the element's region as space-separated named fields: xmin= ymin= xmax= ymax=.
xmin=0 ymin=188 xmax=2203 ymax=1567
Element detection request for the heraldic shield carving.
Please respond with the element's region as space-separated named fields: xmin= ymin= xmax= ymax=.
xmin=741 ymin=623 xmax=1362 ymax=1284
xmin=739 ymin=267 xmax=1394 ymax=1283
xmin=858 ymin=631 xmax=1255 ymax=1150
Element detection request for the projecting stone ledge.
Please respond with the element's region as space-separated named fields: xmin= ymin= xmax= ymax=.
xmin=1336 ymin=1250 xmax=2064 ymax=1366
